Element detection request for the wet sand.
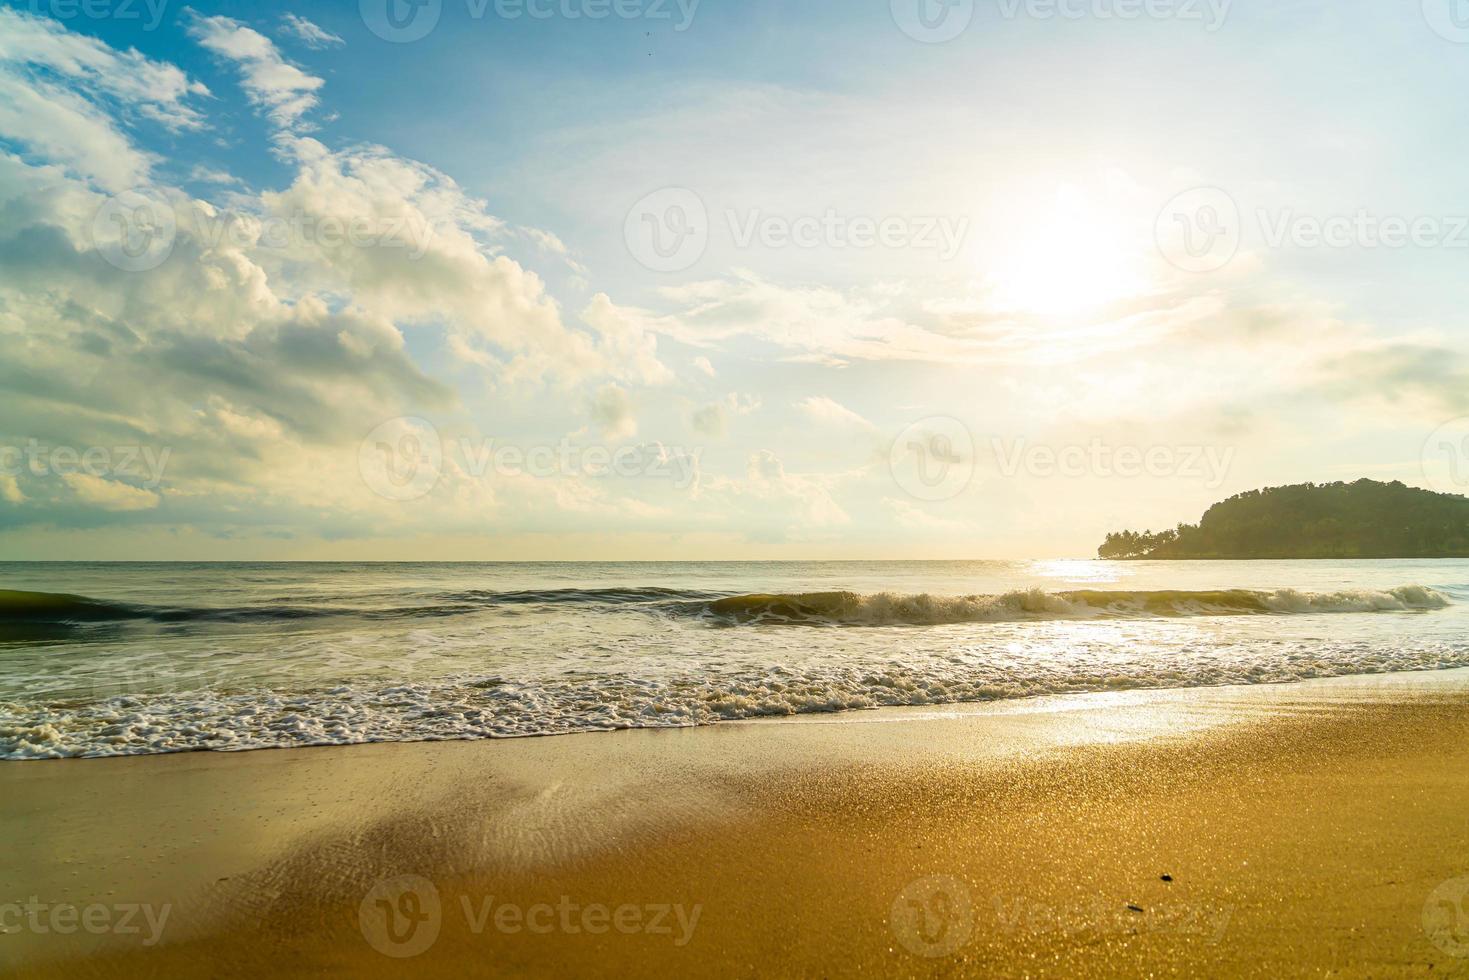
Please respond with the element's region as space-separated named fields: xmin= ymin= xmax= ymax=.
xmin=5 ymin=670 xmax=1469 ymax=977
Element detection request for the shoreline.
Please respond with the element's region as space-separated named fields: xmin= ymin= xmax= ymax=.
xmin=5 ymin=669 xmax=1469 ymax=976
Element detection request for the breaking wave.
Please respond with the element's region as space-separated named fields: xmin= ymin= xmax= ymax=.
xmin=0 ymin=585 xmax=1448 ymax=630
xmin=674 ymin=586 xmax=1451 ymax=626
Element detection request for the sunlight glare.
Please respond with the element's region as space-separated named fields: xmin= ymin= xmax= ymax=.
xmin=986 ymin=186 xmax=1147 ymax=317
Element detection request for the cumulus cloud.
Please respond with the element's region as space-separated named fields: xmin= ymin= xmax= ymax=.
xmin=689 ymin=404 xmax=724 ymax=437
xmin=579 ymin=294 xmax=674 ymax=386
xmin=588 ymin=384 xmax=637 ymax=440
xmin=690 ymin=392 xmax=760 ymax=437
xmin=0 ymin=13 xmax=676 ymax=542
xmin=741 ymin=450 xmax=849 ymax=527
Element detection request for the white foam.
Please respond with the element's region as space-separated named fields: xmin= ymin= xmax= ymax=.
xmin=6 ymin=635 xmax=1469 ymax=759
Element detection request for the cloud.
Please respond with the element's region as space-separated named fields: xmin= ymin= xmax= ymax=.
xmin=0 ymin=8 xmax=208 ymax=190
xmin=189 ymin=165 xmax=244 ymax=186
xmin=4 ymin=10 xmax=1451 ymax=557
xmin=741 ymin=450 xmax=849 ymax=527
xmin=0 ymin=77 xmax=149 ymax=192
xmin=189 ymin=13 xmax=324 ymax=130
xmin=588 ymin=383 xmax=637 ymax=440
xmin=578 ymin=294 xmax=673 ymax=386
xmin=1314 ymin=343 xmax=1469 ymax=418
xmin=279 ymin=13 xmax=345 ymax=49
xmin=647 ymin=271 xmax=1054 ymax=366
xmin=61 ymin=473 xmax=160 ymax=511
xmin=883 ymin=497 xmax=971 ymax=532
xmin=690 ymin=404 xmax=725 ymax=437
xmin=0 ymin=15 xmax=679 ymax=540
xmin=690 ymin=392 xmax=759 ymax=437
xmin=0 ymin=9 xmax=208 ymax=128
xmin=520 ymin=225 xmax=588 ymax=276
xmin=796 ymin=395 xmax=874 ymax=431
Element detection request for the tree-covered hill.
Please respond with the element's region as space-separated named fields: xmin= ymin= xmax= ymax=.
xmin=1098 ymin=480 xmax=1469 ymax=559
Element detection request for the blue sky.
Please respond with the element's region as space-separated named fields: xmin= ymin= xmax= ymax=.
xmin=2 ymin=0 xmax=1469 ymax=558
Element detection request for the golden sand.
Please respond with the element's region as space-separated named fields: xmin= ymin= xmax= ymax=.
xmin=5 ymin=671 xmax=1469 ymax=977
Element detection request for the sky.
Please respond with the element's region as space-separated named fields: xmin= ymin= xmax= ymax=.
xmin=1 ymin=0 xmax=1469 ymax=559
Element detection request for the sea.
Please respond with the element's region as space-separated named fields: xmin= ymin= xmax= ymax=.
xmin=2 ymin=560 xmax=1466 ymax=759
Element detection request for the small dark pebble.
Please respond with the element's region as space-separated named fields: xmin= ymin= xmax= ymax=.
xmin=1160 ymin=874 xmax=1173 ymax=882
xmin=1127 ymin=904 xmax=1144 ymax=913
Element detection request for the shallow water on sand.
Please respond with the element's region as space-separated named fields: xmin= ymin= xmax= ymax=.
xmin=2 ymin=560 xmax=1467 ymax=758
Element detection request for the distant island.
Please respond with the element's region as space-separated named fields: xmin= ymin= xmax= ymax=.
xmin=1099 ymin=479 xmax=1469 ymax=559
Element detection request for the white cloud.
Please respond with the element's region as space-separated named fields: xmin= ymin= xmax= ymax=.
xmin=0 ymin=77 xmax=149 ymax=192
xmin=0 ymin=8 xmax=208 ymax=190
xmin=189 ymin=165 xmax=243 ymax=186
xmin=742 ymin=450 xmax=849 ymax=527
xmin=579 ymin=294 xmax=674 ymax=386
xmin=279 ymin=13 xmax=345 ymax=50
xmin=519 ymin=226 xmax=588 ymax=275
xmin=189 ymin=14 xmax=324 ymax=130
xmin=796 ymin=395 xmax=874 ymax=431
xmin=0 ymin=15 xmax=680 ymax=544
xmin=0 ymin=8 xmax=208 ymax=129
xmin=650 ymin=272 xmax=998 ymax=366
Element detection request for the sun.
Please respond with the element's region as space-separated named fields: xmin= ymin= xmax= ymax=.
xmin=985 ymin=187 xmax=1147 ymax=318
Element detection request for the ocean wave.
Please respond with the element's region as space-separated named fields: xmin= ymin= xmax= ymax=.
xmin=0 ymin=589 xmax=155 ymax=623
xmin=672 ymin=586 xmax=1451 ymax=626
xmin=0 ymin=590 xmax=365 ymax=626
xmin=442 ymin=587 xmax=719 ymax=604
xmin=0 ymin=584 xmax=1449 ymax=631
xmin=0 ymin=586 xmax=721 ymax=627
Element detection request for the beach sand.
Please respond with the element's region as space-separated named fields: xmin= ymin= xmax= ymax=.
xmin=5 ymin=670 xmax=1469 ymax=977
